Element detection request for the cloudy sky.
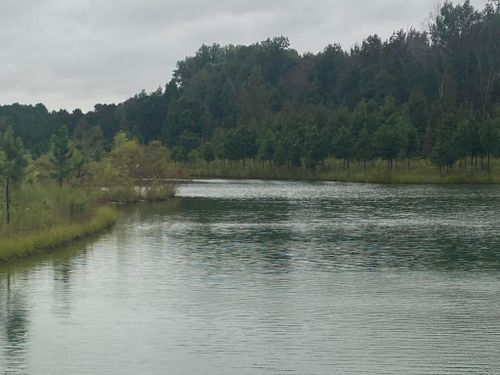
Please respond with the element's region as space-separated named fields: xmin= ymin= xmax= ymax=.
xmin=0 ymin=0 xmax=488 ymax=112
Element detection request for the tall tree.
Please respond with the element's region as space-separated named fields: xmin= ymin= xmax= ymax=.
xmin=200 ymin=142 xmax=215 ymax=164
xmin=50 ymin=126 xmax=74 ymax=187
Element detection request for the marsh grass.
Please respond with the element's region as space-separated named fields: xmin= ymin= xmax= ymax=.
xmin=0 ymin=206 xmax=117 ymax=263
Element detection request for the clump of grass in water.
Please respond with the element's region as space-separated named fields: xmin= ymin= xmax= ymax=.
xmin=99 ymin=180 xmax=177 ymax=203
xmin=0 ymin=206 xmax=117 ymax=264
xmin=142 ymin=181 xmax=177 ymax=201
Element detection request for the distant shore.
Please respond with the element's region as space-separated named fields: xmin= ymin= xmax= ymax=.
xmin=182 ymin=159 xmax=500 ymax=185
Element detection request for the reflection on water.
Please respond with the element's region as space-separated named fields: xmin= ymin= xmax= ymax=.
xmin=1 ymin=180 xmax=500 ymax=374
xmin=1 ymin=272 xmax=29 ymax=375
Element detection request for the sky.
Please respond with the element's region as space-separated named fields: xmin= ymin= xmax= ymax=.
xmin=0 ymin=0 xmax=489 ymax=112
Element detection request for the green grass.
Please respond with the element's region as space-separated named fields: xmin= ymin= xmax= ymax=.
xmin=0 ymin=206 xmax=117 ymax=264
xmin=181 ymin=158 xmax=500 ymax=185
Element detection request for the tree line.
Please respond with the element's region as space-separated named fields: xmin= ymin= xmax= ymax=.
xmin=0 ymin=0 xmax=499 ymax=173
xmin=0 ymin=124 xmax=178 ymax=226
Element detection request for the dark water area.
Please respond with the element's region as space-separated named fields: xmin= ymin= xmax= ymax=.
xmin=1 ymin=180 xmax=500 ymax=374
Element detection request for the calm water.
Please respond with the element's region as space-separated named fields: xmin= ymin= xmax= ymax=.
xmin=1 ymin=180 xmax=500 ymax=374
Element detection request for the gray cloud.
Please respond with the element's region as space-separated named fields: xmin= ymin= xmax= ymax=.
xmin=0 ymin=0 xmax=488 ymax=112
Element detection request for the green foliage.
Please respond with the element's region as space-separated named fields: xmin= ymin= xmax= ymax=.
xmin=303 ymin=128 xmax=330 ymax=169
xmin=479 ymin=119 xmax=499 ymax=156
xmin=50 ymin=126 xmax=74 ymax=186
xmin=355 ymin=127 xmax=375 ymax=165
xmin=0 ymin=127 xmax=29 ymax=185
xmin=273 ymin=142 xmax=288 ymax=167
xmin=0 ymin=1 xmax=498 ymax=179
xmin=74 ymin=121 xmax=105 ymax=161
xmin=333 ymin=126 xmax=354 ymax=165
xmin=200 ymin=142 xmax=215 ymax=163
xmin=222 ymin=128 xmax=258 ymax=163
xmin=375 ymin=123 xmax=399 ymax=164
xmin=140 ymin=140 xmax=172 ymax=179
xmin=430 ymin=131 xmax=459 ymax=170
xmin=87 ymin=132 xmax=178 ymax=203
xmin=258 ymin=137 xmax=275 ymax=166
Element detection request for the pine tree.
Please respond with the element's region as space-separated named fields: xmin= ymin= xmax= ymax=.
xmin=50 ymin=126 xmax=74 ymax=187
xmin=0 ymin=127 xmax=29 ymax=224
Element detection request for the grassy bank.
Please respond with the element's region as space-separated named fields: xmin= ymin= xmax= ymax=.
xmin=0 ymin=206 xmax=117 ymax=264
xmin=0 ymin=183 xmax=119 ymax=264
xmin=182 ymin=158 xmax=500 ymax=184
xmin=0 ymin=179 xmax=178 ymax=264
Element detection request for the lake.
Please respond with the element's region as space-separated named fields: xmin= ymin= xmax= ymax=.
xmin=1 ymin=180 xmax=500 ymax=374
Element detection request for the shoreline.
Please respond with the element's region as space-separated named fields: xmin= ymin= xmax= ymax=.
xmin=0 ymin=206 xmax=117 ymax=264
xmin=185 ymin=169 xmax=500 ymax=186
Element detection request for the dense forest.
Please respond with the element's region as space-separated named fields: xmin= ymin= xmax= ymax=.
xmin=1 ymin=0 xmax=499 ymax=173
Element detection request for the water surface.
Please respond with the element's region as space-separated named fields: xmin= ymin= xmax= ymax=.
xmin=1 ymin=180 xmax=500 ymax=374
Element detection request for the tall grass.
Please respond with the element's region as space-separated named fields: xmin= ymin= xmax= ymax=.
xmin=0 ymin=183 xmax=98 ymax=235
xmin=0 ymin=206 xmax=117 ymax=264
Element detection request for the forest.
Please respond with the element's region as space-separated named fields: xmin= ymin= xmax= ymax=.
xmin=0 ymin=0 xmax=499 ymax=185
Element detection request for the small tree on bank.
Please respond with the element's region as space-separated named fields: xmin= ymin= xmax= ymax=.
xmin=0 ymin=127 xmax=29 ymax=224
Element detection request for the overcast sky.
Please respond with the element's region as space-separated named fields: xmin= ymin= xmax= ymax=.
xmin=0 ymin=0 xmax=488 ymax=112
